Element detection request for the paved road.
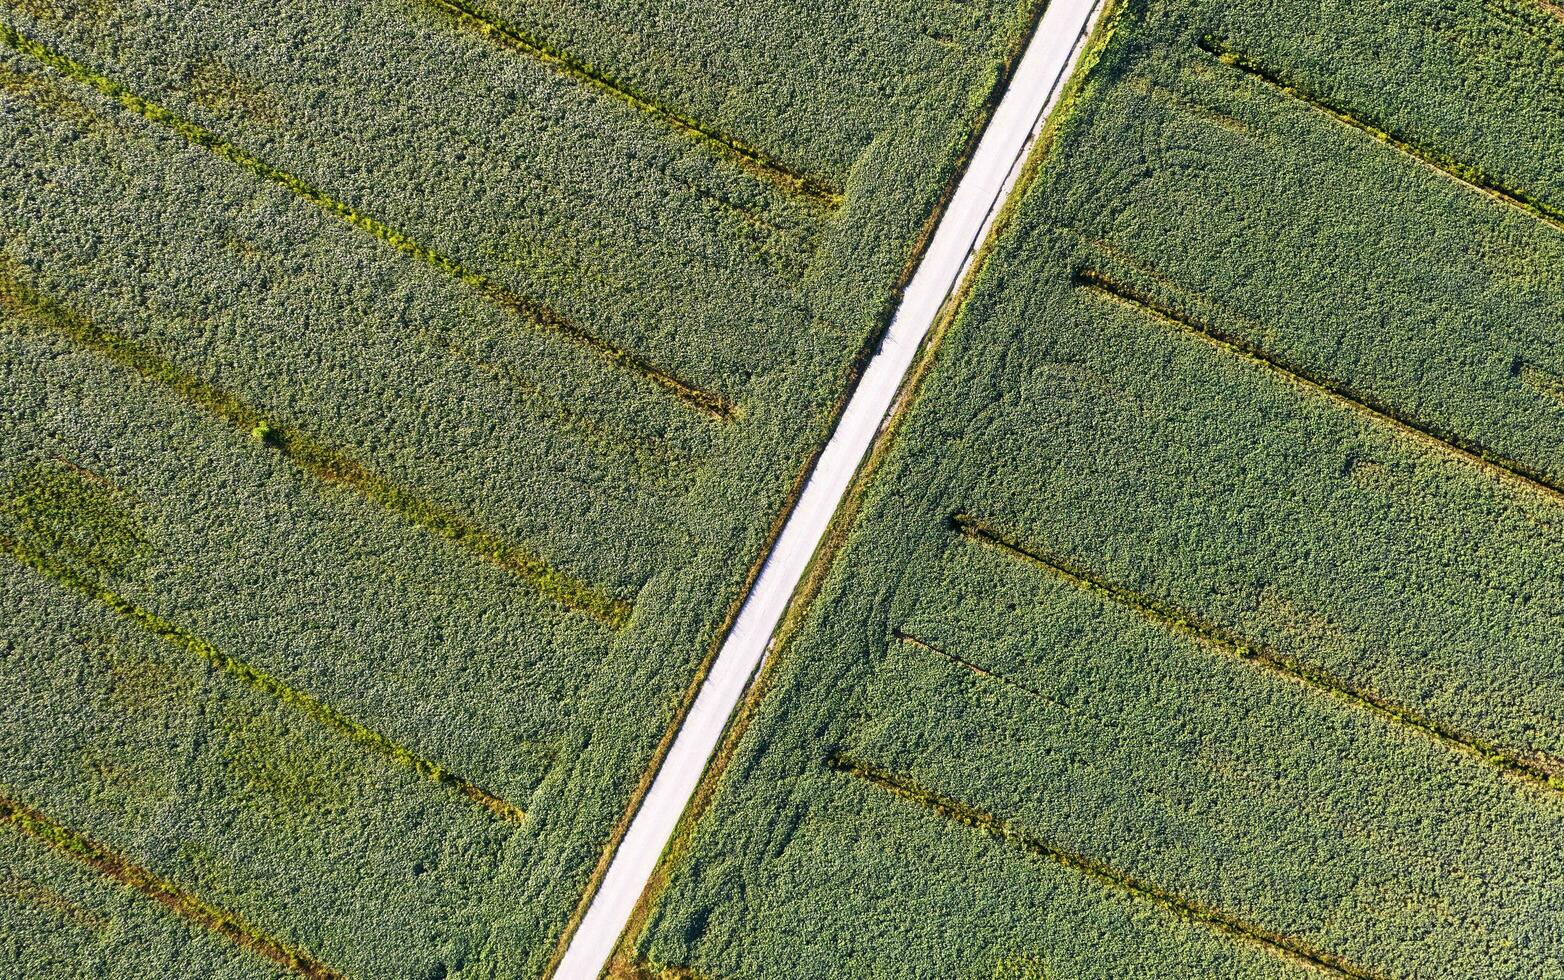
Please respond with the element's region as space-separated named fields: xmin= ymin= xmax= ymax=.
xmin=553 ymin=2 xmax=1104 ymax=975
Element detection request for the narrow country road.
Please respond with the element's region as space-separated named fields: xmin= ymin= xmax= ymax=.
xmin=553 ymin=1 xmax=1105 ymax=974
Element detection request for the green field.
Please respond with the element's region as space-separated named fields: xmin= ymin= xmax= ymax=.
xmin=0 ymin=0 xmax=1050 ymax=975
xmin=632 ymin=1 xmax=1564 ymax=977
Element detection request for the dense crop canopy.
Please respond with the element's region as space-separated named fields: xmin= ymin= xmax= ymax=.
xmin=0 ymin=0 xmax=1048 ymax=975
xmin=634 ymin=1 xmax=1564 ymax=977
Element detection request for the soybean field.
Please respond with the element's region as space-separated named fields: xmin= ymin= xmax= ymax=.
xmin=632 ymin=0 xmax=1564 ymax=977
xmin=0 ymin=0 xmax=1049 ymax=976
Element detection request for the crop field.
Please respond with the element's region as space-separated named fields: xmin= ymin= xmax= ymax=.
xmin=0 ymin=0 xmax=1053 ymax=975
xmin=630 ymin=0 xmax=1564 ymax=977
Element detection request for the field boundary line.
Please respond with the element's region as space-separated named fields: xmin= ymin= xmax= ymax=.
xmin=0 ymin=20 xmax=731 ymax=419
xmin=421 ymin=0 xmax=840 ymax=209
xmin=0 ymin=792 xmax=349 ymax=979
xmin=0 ymin=533 xmax=529 ymax=823
xmin=0 ymin=269 xmax=630 ymax=626
xmin=953 ymin=513 xmax=1564 ymax=792
xmin=550 ymin=1 xmax=1109 ymax=975
xmin=1198 ymin=36 xmax=1564 ymax=238
xmin=826 ymin=753 xmax=1389 ymax=980
xmin=1074 ymin=267 xmax=1564 ymax=510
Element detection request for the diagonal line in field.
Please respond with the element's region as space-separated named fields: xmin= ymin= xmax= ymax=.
xmin=1198 ymin=36 xmax=1564 ymax=238
xmin=0 ymin=792 xmax=350 ymax=979
xmin=0 ymin=871 xmax=112 ymax=933
xmin=0 ymin=270 xmax=631 ymax=627
xmin=953 ymin=512 xmax=1564 ymax=794
xmin=827 ymin=752 xmax=1389 ymax=980
xmin=420 ymin=0 xmax=841 ymax=209
xmin=0 ymin=20 xmax=732 ymax=420
xmin=1514 ymin=358 xmax=1564 ymax=406
xmin=1075 ymin=267 xmax=1564 ymax=510
xmin=891 ymin=628 xmax=1065 ymax=708
xmin=0 ymin=533 xmax=528 ymax=824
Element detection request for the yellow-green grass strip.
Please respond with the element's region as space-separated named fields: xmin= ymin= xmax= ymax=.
xmin=0 ymin=532 xmax=529 ymax=824
xmin=0 ymin=270 xmax=631 ymax=627
xmin=1075 ymin=267 xmax=1564 ymax=510
xmin=0 ymin=792 xmax=350 ymax=979
xmin=828 ymin=753 xmax=1388 ymax=980
xmin=421 ymin=0 xmax=842 ymax=209
xmin=0 ymin=19 xmax=732 ymax=419
xmin=1198 ymin=36 xmax=1564 ymax=238
xmin=953 ymin=512 xmax=1564 ymax=793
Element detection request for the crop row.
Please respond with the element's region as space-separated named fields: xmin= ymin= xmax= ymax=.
xmin=827 ymin=753 xmax=1381 ymax=980
xmin=419 ymin=0 xmax=840 ymax=208
xmin=1073 ymin=267 xmax=1564 ymax=507
xmin=0 ymin=266 xmax=628 ymax=625
xmin=0 ymin=20 xmax=731 ymax=418
xmin=956 ymin=509 xmax=1564 ymax=798
xmin=0 ymin=793 xmax=343 ymax=980
xmin=0 ymin=480 xmax=529 ymax=825
xmin=1197 ymin=36 xmax=1564 ymax=237
xmin=890 ymin=629 xmax=1064 ymax=707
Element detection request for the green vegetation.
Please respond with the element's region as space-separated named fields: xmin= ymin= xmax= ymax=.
xmin=634 ymin=1 xmax=1564 ymax=977
xmin=0 ymin=0 xmax=1049 ymax=975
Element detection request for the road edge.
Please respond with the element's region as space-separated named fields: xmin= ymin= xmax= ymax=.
xmin=553 ymin=1 xmax=1116 ymax=975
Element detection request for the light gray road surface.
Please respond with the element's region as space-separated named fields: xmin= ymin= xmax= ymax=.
xmin=554 ymin=2 xmax=1105 ymax=974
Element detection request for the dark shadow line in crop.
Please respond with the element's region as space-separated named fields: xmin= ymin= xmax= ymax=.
xmin=891 ymin=628 xmax=1065 ymax=708
xmin=0 ymin=20 xmax=733 ymax=421
xmin=0 ymin=269 xmax=631 ymax=627
xmin=1513 ymin=357 xmax=1564 ymax=407
xmin=1196 ymin=36 xmax=1564 ymax=237
xmin=951 ymin=513 xmax=1564 ymax=793
xmin=1126 ymin=74 xmax=1263 ymax=142
xmin=0 ymin=870 xmax=112 ymax=934
xmin=826 ymin=753 xmax=1388 ymax=980
xmin=439 ymin=340 xmax=693 ymax=478
xmin=678 ymin=179 xmax=818 ymax=280
xmin=1074 ymin=267 xmax=1564 ymax=510
xmin=0 ymin=792 xmax=350 ymax=979
xmin=0 ymin=533 xmax=529 ymax=824
xmin=418 ymin=0 xmax=842 ymax=210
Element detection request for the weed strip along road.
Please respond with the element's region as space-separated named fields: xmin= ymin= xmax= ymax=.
xmin=552 ymin=0 xmax=1106 ymax=974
